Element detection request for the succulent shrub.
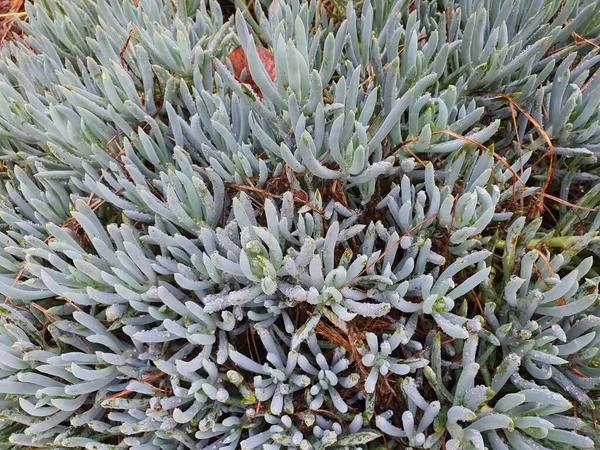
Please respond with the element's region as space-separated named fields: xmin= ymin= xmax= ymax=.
xmin=0 ymin=0 xmax=600 ymax=448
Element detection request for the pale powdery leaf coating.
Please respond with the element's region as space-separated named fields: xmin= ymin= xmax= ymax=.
xmin=0 ymin=0 xmax=598 ymax=449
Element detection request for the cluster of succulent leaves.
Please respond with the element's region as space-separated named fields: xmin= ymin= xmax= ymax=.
xmin=1 ymin=0 xmax=600 ymax=448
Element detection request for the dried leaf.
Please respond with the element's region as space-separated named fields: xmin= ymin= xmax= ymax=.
xmin=226 ymin=45 xmax=276 ymax=98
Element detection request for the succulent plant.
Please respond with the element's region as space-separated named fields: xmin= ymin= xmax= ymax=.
xmin=0 ymin=0 xmax=599 ymax=449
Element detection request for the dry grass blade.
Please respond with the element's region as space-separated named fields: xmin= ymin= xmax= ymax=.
xmin=0 ymin=10 xmax=24 ymax=17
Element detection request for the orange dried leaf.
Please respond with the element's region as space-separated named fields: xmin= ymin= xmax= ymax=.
xmin=226 ymin=45 xmax=276 ymax=98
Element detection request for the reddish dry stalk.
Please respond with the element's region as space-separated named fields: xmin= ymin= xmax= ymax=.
xmin=104 ymin=372 xmax=166 ymax=400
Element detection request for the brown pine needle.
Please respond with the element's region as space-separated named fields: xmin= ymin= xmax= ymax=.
xmin=30 ymin=302 xmax=58 ymax=321
xmin=224 ymin=182 xmax=325 ymax=214
xmin=4 ymin=265 xmax=26 ymax=304
xmin=103 ymin=372 xmax=166 ymax=400
xmin=542 ymin=193 xmax=598 ymax=212
xmin=342 ymin=213 xmax=439 ymax=289
xmin=485 ymin=91 xmax=555 ymax=196
xmin=532 ymin=249 xmax=556 ymax=277
xmin=572 ymin=31 xmax=600 ymax=50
